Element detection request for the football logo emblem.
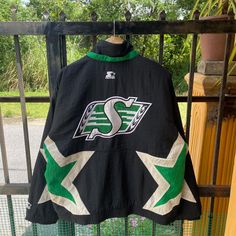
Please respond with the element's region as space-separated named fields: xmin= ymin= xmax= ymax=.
xmin=73 ymin=96 xmax=151 ymax=140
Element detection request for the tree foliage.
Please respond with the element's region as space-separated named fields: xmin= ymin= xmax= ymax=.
xmin=0 ymin=0 xmax=193 ymax=93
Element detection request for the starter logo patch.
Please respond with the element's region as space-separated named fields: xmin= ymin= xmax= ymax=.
xmin=105 ymin=71 xmax=116 ymax=79
xmin=73 ymin=96 xmax=151 ymax=140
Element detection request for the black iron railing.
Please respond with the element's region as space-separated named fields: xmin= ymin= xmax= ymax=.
xmin=0 ymin=7 xmax=236 ymax=236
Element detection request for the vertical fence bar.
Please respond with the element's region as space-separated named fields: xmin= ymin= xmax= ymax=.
xmin=91 ymin=11 xmax=98 ymax=48
xmin=11 ymin=6 xmax=33 ymax=185
xmin=180 ymin=10 xmax=199 ymax=236
xmin=152 ymin=219 xmax=156 ymax=236
xmin=91 ymin=13 xmax=99 ymax=236
xmin=185 ymin=10 xmax=199 ymax=143
xmin=44 ymin=10 xmax=61 ymax=97
xmin=47 ymin=33 xmax=75 ymax=236
xmin=45 ymin=32 xmax=62 ymax=96
xmin=59 ymin=11 xmax=67 ymax=68
xmin=125 ymin=10 xmax=132 ymax=42
xmin=158 ymin=10 xmax=166 ymax=65
xmin=151 ymin=10 xmax=166 ymax=236
xmin=44 ymin=10 xmax=75 ymax=236
xmin=59 ymin=11 xmax=75 ymax=235
xmin=96 ymin=223 xmax=100 ymax=236
xmin=125 ymin=216 xmax=128 ymax=236
xmin=11 ymin=5 xmax=38 ymax=236
xmin=207 ymin=13 xmax=234 ymax=236
xmin=0 ymin=107 xmax=16 ymax=236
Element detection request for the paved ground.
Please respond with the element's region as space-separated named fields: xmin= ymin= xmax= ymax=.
xmin=0 ymin=118 xmax=48 ymax=235
xmin=0 ymin=118 xmax=46 ymax=183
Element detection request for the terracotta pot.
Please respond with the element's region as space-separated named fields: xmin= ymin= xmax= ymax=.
xmin=199 ymin=14 xmax=235 ymax=61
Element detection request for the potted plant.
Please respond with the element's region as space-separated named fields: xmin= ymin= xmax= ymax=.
xmin=192 ymin=0 xmax=236 ymax=62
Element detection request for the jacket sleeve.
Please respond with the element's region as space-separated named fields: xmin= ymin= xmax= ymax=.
xmin=166 ymin=72 xmax=186 ymax=140
xmin=166 ymin=72 xmax=201 ymax=214
xmin=25 ymin=68 xmax=64 ymax=224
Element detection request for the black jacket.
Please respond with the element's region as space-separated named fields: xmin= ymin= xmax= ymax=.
xmin=25 ymin=39 xmax=201 ymax=225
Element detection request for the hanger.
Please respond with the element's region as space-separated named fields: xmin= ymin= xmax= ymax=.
xmin=105 ymin=19 xmax=124 ymax=44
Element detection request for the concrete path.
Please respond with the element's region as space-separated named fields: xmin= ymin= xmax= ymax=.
xmin=0 ymin=118 xmax=46 ymax=183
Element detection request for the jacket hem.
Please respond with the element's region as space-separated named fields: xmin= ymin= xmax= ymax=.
xmin=55 ymin=205 xmax=201 ymax=226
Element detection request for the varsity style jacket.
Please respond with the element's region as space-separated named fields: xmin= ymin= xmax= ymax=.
xmin=25 ymin=39 xmax=201 ymax=225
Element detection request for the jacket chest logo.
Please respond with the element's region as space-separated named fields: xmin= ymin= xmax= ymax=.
xmin=105 ymin=71 xmax=116 ymax=79
xmin=73 ymin=96 xmax=151 ymax=140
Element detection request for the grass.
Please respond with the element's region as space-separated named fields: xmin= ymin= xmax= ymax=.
xmin=0 ymin=91 xmax=187 ymax=125
xmin=0 ymin=91 xmax=49 ymax=118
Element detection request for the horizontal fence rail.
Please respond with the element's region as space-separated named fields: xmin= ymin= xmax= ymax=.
xmin=0 ymin=20 xmax=236 ymax=35
xmin=0 ymin=183 xmax=231 ymax=197
xmin=0 ymin=95 xmax=236 ymax=103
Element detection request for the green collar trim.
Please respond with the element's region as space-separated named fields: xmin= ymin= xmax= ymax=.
xmin=87 ymin=50 xmax=139 ymax=62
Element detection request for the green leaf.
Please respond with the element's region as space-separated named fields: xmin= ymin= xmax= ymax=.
xmin=230 ymin=0 xmax=236 ymax=15
xmin=228 ymin=61 xmax=236 ymax=76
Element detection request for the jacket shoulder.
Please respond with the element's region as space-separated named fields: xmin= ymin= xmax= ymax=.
xmin=137 ymin=55 xmax=171 ymax=77
xmin=61 ymin=55 xmax=90 ymax=75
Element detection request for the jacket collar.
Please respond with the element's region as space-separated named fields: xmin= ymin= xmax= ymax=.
xmin=87 ymin=39 xmax=139 ymax=62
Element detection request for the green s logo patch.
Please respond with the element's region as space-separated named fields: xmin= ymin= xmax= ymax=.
xmin=73 ymin=96 xmax=152 ymax=141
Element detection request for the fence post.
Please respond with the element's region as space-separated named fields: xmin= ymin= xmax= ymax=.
xmin=158 ymin=10 xmax=166 ymax=65
xmin=91 ymin=11 xmax=98 ymax=48
xmin=125 ymin=10 xmax=131 ymax=42
xmin=59 ymin=11 xmax=67 ymax=68
xmin=11 ymin=5 xmax=38 ymax=236
xmin=0 ymin=107 xmax=16 ymax=236
xmin=44 ymin=10 xmax=76 ymax=236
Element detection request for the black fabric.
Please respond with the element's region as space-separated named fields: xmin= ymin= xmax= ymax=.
xmin=25 ymin=39 xmax=201 ymax=225
xmin=91 ymin=39 xmax=133 ymax=57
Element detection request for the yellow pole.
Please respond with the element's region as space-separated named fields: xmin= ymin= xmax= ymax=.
xmin=184 ymin=71 xmax=236 ymax=235
xmin=224 ymin=152 xmax=236 ymax=236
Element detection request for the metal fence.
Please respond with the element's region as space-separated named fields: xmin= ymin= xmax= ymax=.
xmin=0 ymin=6 xmax=236 ymax=236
